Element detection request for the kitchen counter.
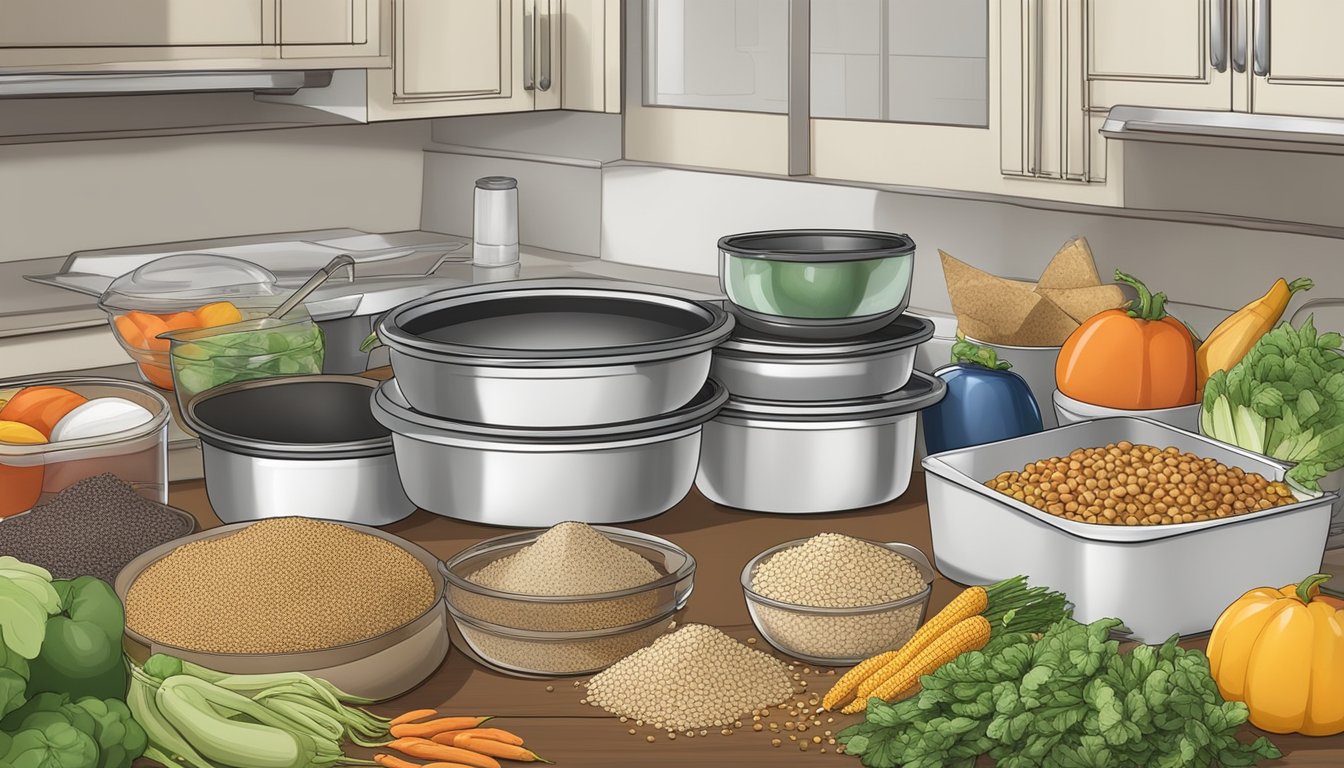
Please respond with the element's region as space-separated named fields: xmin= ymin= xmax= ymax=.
xmin=143 ymin=474 xmax=1344 ymax=768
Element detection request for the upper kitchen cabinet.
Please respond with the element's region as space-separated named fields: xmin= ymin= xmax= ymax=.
xmin=1248 ymin=0 xmax=1344 ymax=120
xmin=0 ymin=0 xmax=388 ymax=71
xmin=1086 ymin=0 xmax=1232 ymax=112
xmin=365 ymin=0 xmax=620 ymax=120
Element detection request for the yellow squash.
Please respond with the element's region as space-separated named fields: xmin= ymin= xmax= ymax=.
xmin=1206 ymin=573 xmax=1344 ymax=736
xmin=1196 ymin=277 xmax=1312 ymax=398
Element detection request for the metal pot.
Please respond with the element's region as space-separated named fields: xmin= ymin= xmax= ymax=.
xmin=711 ymin=314 xmax=933 ymax=401
xmin=371 ymin=376 xmax=728 ymax=527
xmin=696 ymin=372 xmax=946 ymax=514
xmin=376 ymin=278 xmax=734 ymax=427
xmin=184 ymin=375 xmax=415 ymax=526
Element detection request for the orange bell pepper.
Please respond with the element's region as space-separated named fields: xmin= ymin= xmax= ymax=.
xmin=1054 ymin=271 xmax=1198 ymax=410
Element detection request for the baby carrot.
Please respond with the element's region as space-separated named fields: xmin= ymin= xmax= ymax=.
xmin=390 ymin=708 xmax=440 ymax=726
xmin=391 ymin=716 xmax=495 ymax=739
xmin=377 ymin=756 xmax=479 ymax=768
xmin=459 ymin=737 xmax=551 ymax=764
xmin=433 ymin=728 xmax=526 ymax=747
xmin=388 ymin=737 xmax=502 ymax=768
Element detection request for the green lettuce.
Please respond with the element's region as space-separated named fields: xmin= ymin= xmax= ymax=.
xmin=1201 ymin=315 xmax=1344 ymax=491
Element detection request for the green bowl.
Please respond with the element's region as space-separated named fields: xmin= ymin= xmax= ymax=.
xmin=718 ymin=230 xmax=915 ymax=324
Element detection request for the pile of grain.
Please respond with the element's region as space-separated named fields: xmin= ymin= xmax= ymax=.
xmin=748 ymin=533 xmax=927 ymax=661
xmin=124 ymin=517 xmax=436 ymax=654
xmin=584 ymin=624 xmax=795 ymax=732
xmin=0 ymin=473 xmax=194 ymax=583
xmin=453 ymin=521 xmax=666 ymax=634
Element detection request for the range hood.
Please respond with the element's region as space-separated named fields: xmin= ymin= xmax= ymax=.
xmin=1101 ymin=106 xmax=1344 ymax=156
xmin=0 ymin=70 xmax=332 ymax=99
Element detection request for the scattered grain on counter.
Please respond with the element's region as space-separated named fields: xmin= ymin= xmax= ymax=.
xmin=453 ymin=521 xmax=665 ymax=634
xmin=987 ymin=442 xmax=1298 ymax=525
xmin=584 ymin=624 xmax=794 ymax=732
xmin=124 ymin=517 xmax=436 ymax=654
xmin=0 ymin=473 xmax=194 ymax=583
xmin=748 ymin=533 xmax=927 ymax=661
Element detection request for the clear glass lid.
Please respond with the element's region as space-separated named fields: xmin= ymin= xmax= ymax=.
xmin=97 ymin=253 xmax=283 ymax=312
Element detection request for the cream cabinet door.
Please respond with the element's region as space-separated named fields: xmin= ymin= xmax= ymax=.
xmin=279 ymin=0 xmax=385 ymax=59
xmin=1087 ymin=0 xmax=1233 ymax=111
xmin=396 ymin=0 xmax=513 ymax=99
xmin=1249 ymin=0 xmax=1344 ymax=119
xmin=0 ymin=0 xmax=268 ymax=47
xmin=560 ymin=0 xmax=620 ymax=112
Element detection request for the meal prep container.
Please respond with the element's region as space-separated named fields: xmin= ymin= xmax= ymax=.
xmin=185 ymin=376 xmax=414 ymax=526
xmin=164 ymin=311 xmax=325 ymax=413
xmin=441 ymin=526 xmax=695 ymax=632
xmin=923 ymin=417 xmax=1337 ymax=643
xmin=711 ymin=314 xmax=934 ymax=402
xmin=718 ymin=230 xmax=916 ymax=339
xmin=376 ymin=278 xmax=734 ymax=427
xmin=372 ymin=377 xmax=728 ymax=527
xmin=0 ymin=376 xmax=169 ymax=515
xmin=741 ymin=539 xmax=933 ymax=665
xmin=447 ymin=603 xmax=682 ymax=678
xmin=1054 ymin=388 xmax=1201 ymax=433
xmin=114 ymin=520 xmax=449 ymax=701
xmin=696 ymin=372 xmax=947 ymax=514
xmin=97 ymin=254 xmax=288 ymax=390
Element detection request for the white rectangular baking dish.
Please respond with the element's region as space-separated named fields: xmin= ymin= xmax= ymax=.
xmin=923 ymin=417 xmax=1336 ymax=643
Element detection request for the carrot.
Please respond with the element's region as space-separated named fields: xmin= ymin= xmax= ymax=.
xmin=850 ymin=585 xmax=989 ymax=703
xmin=841 ymin=616 xmax=991 ymax=714
xmin=390 ymin=708 xmax=441 ymax=726
xmin=377 ymin=756 xmax=479 ymax=768
xmin=391 ymin=716 xmax=494 ymax=738
xmin=387 ymin=737 xmax=501 ymax=768
xmin=458 ymin=737 xmax=551 ymax=764
xmin=433 ymin=728 xmax=526 ymax=747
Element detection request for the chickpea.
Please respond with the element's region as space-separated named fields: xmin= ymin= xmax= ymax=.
xmin=986 ymin=443 xmax=1295 ymax=527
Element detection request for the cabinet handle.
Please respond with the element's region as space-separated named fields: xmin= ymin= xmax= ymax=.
xmin=1253 ymin=0 xmax=1269 ymax=76
xmin=523 ymin=3 xmax=535 ymax=91
xmin=539 ymin=0 xmax=552 ymax=92
xmin=1031 ymin=0 xmax=1044 ymax=176
xmin=1209 ymin=0 xmax=1227 ymax=73
xmin=1231 ymin=0 xmax=1246 ymax=73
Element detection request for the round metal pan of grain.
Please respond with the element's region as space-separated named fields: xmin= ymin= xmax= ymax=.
xmin=114 ymin=517 xmax=447 ymax=701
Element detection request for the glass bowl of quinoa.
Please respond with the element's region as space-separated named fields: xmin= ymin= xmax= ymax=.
xmin=115 ymin=517 xmax=449 ymax=701
xmin=741 ymin=533 xmax=934 ymax=666
xmin=440 ymin=521 xmax=695 ymax=634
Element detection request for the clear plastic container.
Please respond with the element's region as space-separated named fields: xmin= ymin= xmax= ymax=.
xmin=163 ymin=312 xmax=325 ymax=414
xmin=0 ymin=377 xmax=170 ymax=517
xmin=740 ymin=539 xmax=934 ymax=666
xmin=97 ymin=254 xmax=288 ymax=390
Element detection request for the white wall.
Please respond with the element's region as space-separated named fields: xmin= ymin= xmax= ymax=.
xmin=600 ymin=164 xmax=1344 ymax=321
xmin=0 ymin=120 xmax=432 ymax=263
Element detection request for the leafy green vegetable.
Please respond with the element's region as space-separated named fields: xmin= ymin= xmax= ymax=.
xmin=1202 ymin=315 xmax=1344 ymax=490
xmin=838 ymin=618 xmax=1281 ymax=768
xmin=68 ymin=699 xmax=145 ymax=768
xmin=1 ymin=721 xmax=99 ymax=768
xmin=26 ymin=579 xmax=127 ymax=703
xmin=0 ymin=581 xmax=52 ymax=662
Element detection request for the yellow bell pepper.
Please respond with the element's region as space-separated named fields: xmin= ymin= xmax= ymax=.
xmin=1207 ymin=573 xmax=1344 ymax=736
xmin=1196 ymin=277 xmax=1311 ymax=399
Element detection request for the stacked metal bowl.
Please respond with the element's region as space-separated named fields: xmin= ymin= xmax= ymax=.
xmin=696 ymin=230 xmax=948 ymax=514
xmin=370 ymin=278 xmax=733 ymax=527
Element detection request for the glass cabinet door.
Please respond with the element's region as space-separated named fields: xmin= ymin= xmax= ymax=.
xmin=643 ymin=0 xmax=790 ymax=113
xmin=810 ymin=0 xmax=988 ymax=127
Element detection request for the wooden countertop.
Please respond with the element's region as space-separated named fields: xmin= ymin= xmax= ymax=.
xmin=147 ymin=474 xmax=1343 ymax=768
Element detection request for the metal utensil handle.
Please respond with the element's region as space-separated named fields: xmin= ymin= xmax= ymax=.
xmin=1253 ymin=0 xmax=1270 ymax=76
xmin=538 ymin=0 xmax=553 ymax=91
xmin=272 ymin=254 xmax=356 ymax=319
xmin=523 ymin=4 xmax=536 ymax=91
xmin=1210 ymin=0 xmax=1227 ymax=72
xmin=1231 ymin=0 xmax=1247 ymax=73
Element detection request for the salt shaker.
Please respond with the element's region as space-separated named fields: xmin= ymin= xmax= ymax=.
xmin=472 ymin=176 xmax=519 ymax=268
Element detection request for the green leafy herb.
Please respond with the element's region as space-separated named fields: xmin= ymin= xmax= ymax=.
xmin=838 ymin=618 xmax=1281 ymax=768
xmin=1201 ymin=315 xmax=1344 ymax=490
